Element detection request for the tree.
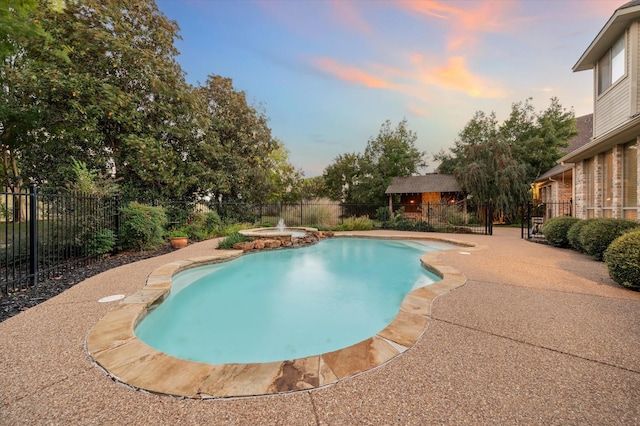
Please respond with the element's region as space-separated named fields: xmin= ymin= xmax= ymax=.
xmin=434 ymin=111 xmax=498 ymax=174
xmin=1 ymin=0 xmax=201 ymax=199
xmin=322 ymin=152 xmax=362 ymax=203
xmin=265 ymin=141 xmax=303 ymax=203
xmin=436 ymin=98 xmax=576 ymax=222
xmin=357 ymin=119 xmax=426 ymax=204
xmin=323 ymin=119 xmax=426 ymax=204
xmin=454 ymin=135 xmax=528 ymax=221
xmin=192 ymin=75 xmax=277 ymax=203
xmin=1 ymin=0 xmax=284 ymax=205
xmin=501 ymin=97 xmax=576 ymax=183
xmin=299 ymin=176 xmax=327 ymax=200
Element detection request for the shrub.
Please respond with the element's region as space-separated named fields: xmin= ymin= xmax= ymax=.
xmin=375 ymin=206 xmax=391 ymax=222
xmin=219 ymin=223 xmax=252 ymax=236
xmin=567 ymin=219 xmax=592 ymax=252
xmin=204 ymin=210 xmax=222 ymax=232
xmin=578 ymin=218 xmax=640 ymax=260
xmin=414 ymin=221 xmax=434 ymax=232
xmin=119 ymin=202 xmax=167 ymax=251
xmin=604 ymin=228 xmax=640 ymax=291
xmin=334 ymin=215 xmax=374 ymax=231
xmin=300 ymin=198 xmax=341 ymax=228
xmin=542 ymin=216 xmax=581 ymax=248
xmin=84 ymin=229 xmax=116 ymax=257
xmin=446 ymin=210 xmax=468 ymax=226
xmin=217 ymin=231 xmax=250 ymax=249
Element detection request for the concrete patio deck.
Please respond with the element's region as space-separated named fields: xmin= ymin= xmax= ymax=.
xmin=1 ymin=227 xmax=639 ymax=424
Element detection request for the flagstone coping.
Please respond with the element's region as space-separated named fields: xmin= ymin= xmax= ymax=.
xmin=86 ymin=237 xmax=477 ymax=399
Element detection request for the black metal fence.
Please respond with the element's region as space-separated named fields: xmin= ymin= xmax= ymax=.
xmin=385 ymin=200 xmax=493 ymax=235
xmin=1 ymin=187 xmax=493 ymax=295
xmin=521 ymin=200 xmax=573 ymax=239
xmin=1 ymin=186 xmax=121 ymax=294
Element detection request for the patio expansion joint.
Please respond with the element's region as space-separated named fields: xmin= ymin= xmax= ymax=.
xmin=470 ymin=278 xmax=639 ymax=302
xmin=3 ymin=365 xmax=95 ymax=406
xmin=432 ymin=317 xmax=640 ymax=375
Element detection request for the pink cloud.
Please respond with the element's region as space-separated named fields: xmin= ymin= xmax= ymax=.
xmin=397 ymin=0 xmax=525 ymax=53
xmin=427 ymin=56 xmax=508 ymax=98
xmin=331 ymin=0 xmax=372 ymax=34
xmin=313 ymin=57 xmax=394 ymax=89
xmin=312 ymin=53 xmax=506 ymax=102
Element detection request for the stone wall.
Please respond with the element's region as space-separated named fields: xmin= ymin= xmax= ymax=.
xmin=232 ymin=231 xmax=334 ymax=253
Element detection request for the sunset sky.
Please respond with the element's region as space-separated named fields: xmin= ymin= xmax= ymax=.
xmin=155 ymin=0 xmax=626 ymax=177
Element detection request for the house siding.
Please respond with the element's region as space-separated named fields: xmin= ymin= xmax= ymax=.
xmin=595 ymin=29 xmax=632 ymax=138
xmin=566 ymin=5 xmax=640 ymax=222
xmin=594 ymin=78 xmax=631 ymax=138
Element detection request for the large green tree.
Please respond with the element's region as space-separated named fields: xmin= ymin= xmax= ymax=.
xmin=435 ymin=97 xmax=576 ymax=221
xmin=1 ymin=0 xmax=284 ymax=204
xmin=322 ymin=152 xmax=362 ymax=203
xmin=264 ymin=140 xmax=303 ymax=203
xmin=358 ymin=119 xmax=426 ymax=204
xmin=323 ymin=119 xmax=426 ymax=204
xmin=192 ymin=75 xmax=276 ymax=203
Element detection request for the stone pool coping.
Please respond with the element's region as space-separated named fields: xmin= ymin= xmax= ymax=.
xmin=85 ymin=236 xmax=474 ymax=399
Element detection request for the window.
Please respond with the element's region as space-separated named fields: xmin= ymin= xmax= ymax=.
xmin=623 ymin=142 xmax=638 ymax=219
xmin=598 ymin=34 xmax=626 ymax=95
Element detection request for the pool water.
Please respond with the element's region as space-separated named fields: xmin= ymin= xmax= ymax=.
xmin=135 ymin=238 xmax=453 ymax=364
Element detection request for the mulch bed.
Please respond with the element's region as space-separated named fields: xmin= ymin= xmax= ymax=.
xmin=0 ymin=245 xmax=173 ymax=323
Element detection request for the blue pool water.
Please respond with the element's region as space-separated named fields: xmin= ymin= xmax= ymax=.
xmin=135 ymin=238 xmax=454 ymax=364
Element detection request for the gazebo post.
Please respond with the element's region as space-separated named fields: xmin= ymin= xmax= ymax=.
xmin=388 ymin=194 xmax=394 ymax=219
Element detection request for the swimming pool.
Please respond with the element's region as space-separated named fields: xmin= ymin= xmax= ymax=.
xmin=135 ymin=238 xmax=453 ymax=364
xmin=86 ymin=234 xmax=468 ymax=398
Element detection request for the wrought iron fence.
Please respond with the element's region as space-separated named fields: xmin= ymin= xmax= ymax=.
xmin=521 ymin=200 xmax=573 ymax=239
xmin=0 ymin=188 xmax=493 ymax=295
xmin=387 ymin=200 xmax=493 ymax=235
xmin=1 ymin=186 xmax=120 ymax=294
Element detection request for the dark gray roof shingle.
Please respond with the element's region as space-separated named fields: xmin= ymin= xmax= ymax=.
xmin=385 ymin=174 xmax=463 ymax=194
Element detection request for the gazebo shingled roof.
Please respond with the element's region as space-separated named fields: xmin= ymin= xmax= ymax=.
xmin=385 ymin=174 xmax=463 ymax=195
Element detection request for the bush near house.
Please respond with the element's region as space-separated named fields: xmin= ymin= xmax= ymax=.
xmin=542 ymin=216 xmax=581 ymax=248
xmin=566 ymin=219 xmax=593 ymax=252
xmin=577 ymin=218 xmax=640 ymax=261
xmin=604 ymin=228 xmax=640 ymax=291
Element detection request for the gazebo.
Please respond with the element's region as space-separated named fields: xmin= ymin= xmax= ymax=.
xmin=385 ymin=174 xmax=466 ymax=221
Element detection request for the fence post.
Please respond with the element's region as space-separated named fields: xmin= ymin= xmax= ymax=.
xmin=487 ymin=199 xmax=493 ymax=235
xmin=300 ymin=200 xmax=303 ymax=226
xmin=28 ymin=185 xmax=38 ymax=286
xmin=527 ymin=202 xmax=532 ymax=239
xmin=521 ymin=202 xmax=525 ymax=239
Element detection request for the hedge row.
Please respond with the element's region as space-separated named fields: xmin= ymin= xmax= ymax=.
xmin=541 ymin=217 xmax=640 ymax=291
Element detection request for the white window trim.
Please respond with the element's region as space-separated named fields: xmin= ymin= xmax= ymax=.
xmin=597 ymin=32 xmax=627 ymax=97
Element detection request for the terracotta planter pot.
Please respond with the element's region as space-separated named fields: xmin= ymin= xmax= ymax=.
xmin=170 ymin=237 xmax=188 ymax=249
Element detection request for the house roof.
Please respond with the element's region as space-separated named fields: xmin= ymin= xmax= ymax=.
xmin=385 ymin=174 xmax=462 ymax=195
xmin=564 ymin=114 xmax=593 ymax=153
xmin=535 ymin=114 xmax=593 ymax=183
xmin=573 ymin=1 xmax=640 ymax=72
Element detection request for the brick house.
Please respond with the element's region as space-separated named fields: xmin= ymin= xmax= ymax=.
xmin=532 ymin=114 xmax=592 ymax=218
xmin=561 ymin=0 xmax=640 ymax=220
